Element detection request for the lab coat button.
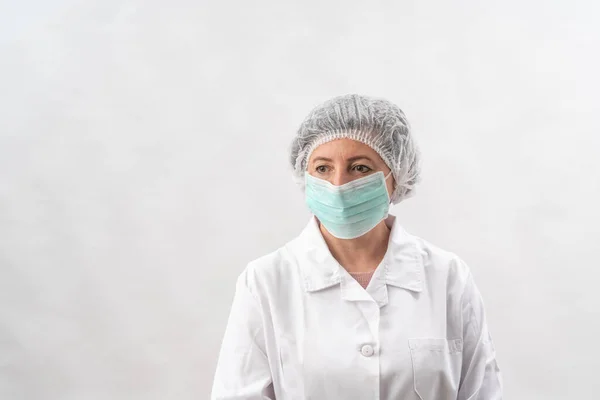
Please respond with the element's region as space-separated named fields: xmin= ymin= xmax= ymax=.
xmin=360 ymin=344 xmax=374 ymax=357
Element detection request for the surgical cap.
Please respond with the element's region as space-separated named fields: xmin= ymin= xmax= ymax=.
xmin=290 ymin=94 xmax=421 ymax=204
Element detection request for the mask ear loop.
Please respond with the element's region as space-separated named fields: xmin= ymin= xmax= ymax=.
xmin=384 ymin=170 xmax=394 ymax=203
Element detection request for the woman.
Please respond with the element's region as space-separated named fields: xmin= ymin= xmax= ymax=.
xmin=212 ymin=95 xmax=502 ymax=399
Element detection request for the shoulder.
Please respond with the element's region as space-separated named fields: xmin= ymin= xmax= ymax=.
xmin=237 ymin=235 xmax=304 ymax=299
xmin=409 ymin=232 xmax=473 ymax=292
xmin=404 ymin=232 xmax=484 ymax=319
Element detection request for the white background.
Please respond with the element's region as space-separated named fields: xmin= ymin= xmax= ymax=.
xmin=1 ymin=0 xmax=599 ymax=399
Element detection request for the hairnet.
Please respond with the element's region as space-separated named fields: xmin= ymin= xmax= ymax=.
xmin=290 ymin=94 xmax=421 ymax=204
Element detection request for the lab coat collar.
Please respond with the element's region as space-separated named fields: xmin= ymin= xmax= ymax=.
xmin=292 ymin=214 xmax=424 ymax=299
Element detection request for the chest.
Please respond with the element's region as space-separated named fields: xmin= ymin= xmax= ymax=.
xmin=264 ymin=281 xmax=463 ymax=400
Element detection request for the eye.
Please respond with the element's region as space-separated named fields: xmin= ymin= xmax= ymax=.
xmin=353 ymin=164 xmax=372 ymax=173
xmin=316 ymin=165 xmax=329 ymax=174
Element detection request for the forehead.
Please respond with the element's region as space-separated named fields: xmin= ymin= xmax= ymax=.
xmin=309 ymin=138 xmax=382 ymax=162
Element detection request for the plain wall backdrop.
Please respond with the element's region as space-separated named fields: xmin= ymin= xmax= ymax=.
xmin=1 ymin=0 xmax=599 ymax=399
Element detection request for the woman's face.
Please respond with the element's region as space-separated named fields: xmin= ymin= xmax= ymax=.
xmin=307 ymin=138 xmax=395 ymax=197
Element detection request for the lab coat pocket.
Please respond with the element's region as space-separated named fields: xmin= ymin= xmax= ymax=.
xmin=278 ymin=340 xmax=303 ymax=397
xmin=408 ymin=338 xmax=463 ymax=400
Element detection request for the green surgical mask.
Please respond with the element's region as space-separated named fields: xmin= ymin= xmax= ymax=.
xmin=304 ymin=171 xmax=392 ymax=239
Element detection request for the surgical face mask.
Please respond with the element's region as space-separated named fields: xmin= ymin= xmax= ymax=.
xmin=304 ymin=171 xmax=392 ymax=240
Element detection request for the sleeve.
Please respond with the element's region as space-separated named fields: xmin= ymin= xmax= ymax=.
xmin=211 ymin=269 xmax=275 ymax=400
xmin=457 ymin=271 xmax=503 ymax=400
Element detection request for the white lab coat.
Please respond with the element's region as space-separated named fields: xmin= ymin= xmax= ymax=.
xmin=212 ymin=215 xmax=502 ymax=400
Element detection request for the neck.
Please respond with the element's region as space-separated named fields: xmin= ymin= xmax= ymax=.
xmin=319 ymin=219 xmax=391 ymax=273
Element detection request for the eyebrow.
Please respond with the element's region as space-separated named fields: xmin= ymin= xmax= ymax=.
xmin=311 ymin=155 xmax=374 ymax=163
xmin=347 ymin=156 xmax=373 ymax=163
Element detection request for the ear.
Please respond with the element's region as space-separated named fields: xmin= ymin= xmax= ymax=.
xmin=387 ymin=177 xmax=397 ymax=199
